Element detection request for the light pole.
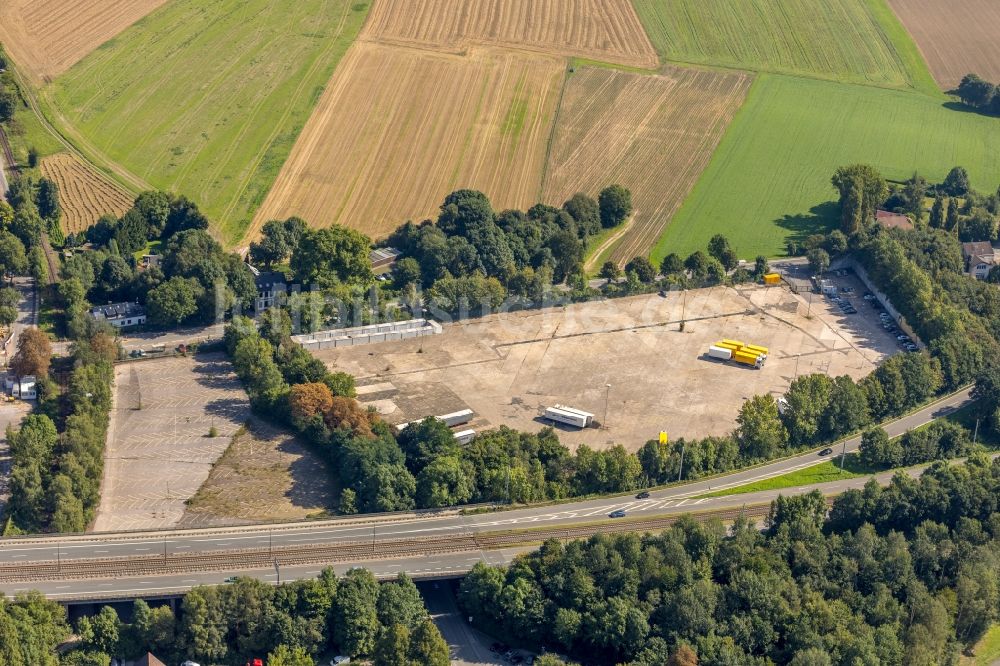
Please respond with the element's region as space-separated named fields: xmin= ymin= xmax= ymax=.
xmin=677 ymin=442 xmax=687 ymax=482
xmin=603 ymin=384 xmax=611 ymax=429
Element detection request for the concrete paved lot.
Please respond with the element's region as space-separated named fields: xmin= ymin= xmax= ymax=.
xmin=315 ymin=285 xmax=899 ymax=450
xmin=421 ymin=581 xmax=505 ymax=665
xmin=94 ymin=353 xmax=249 ymax=532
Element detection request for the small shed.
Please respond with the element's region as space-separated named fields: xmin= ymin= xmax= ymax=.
xmin=763 ymin=273 xmax=781 ymax=285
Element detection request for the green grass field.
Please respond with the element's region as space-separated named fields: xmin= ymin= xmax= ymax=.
xmin=699 ymin=454 xmax=876 ymax=498
xmin=48 ymin=0 xmax=370 ymax=245
xmin=963 ymin=624 xmax=1000 ymax=665
xmin=652 ymin=75 xmax=1000 ymax=261
xmin=630 ymin=0 xmax=937 ymax=93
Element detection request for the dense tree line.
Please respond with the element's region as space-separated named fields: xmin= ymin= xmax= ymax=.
xmin=70 ymin=191 xmax=255 ymax=328
xmin=460 ymin=455 xmax=1000 ymax=666
xmin=4 ymin=330 xmax=116 ymax=534
xmin=956 ymin=73 xmax=1000 ymax=115
xmin=384 ymin=188 xmax=629 ymax=313
xmin=2 ymin=569 xmax=448 ymax=666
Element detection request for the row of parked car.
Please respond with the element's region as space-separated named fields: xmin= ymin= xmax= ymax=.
xmin=867 ymin=293 xmax=920 ymax=352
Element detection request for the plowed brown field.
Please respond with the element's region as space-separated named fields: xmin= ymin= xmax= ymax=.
xmin=543 ymin=66 xmax=752 ymax=266
xmin=363 ymin=0 xmax=658 ymax=69
xmin=40 ymin=153 xmax=133 ymax=235
xmin=250 ymin=43 xmax=564 ymax=241
xmin=887 ymin=0 xmax=1000 ymax=90
xmin=0 ymin=0 xmax=170 ymax=83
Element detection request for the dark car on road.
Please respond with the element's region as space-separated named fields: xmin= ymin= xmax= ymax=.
xmin=819 ymin=448 xmax=834 ymax=456
xmin=636 ymin=491 xmax=650 ymax=499
xmin=609 ymin=509 xmax=627 ymax=518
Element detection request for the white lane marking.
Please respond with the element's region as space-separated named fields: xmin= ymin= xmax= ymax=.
xmin=675 ymin=499 xmax=688 ymax=507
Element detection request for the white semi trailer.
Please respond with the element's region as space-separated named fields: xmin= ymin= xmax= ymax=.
xmin=544 ymin=405 xmax=594 ymax=428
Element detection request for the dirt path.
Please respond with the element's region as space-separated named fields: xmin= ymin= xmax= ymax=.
xmin=583 ymin=215 xmax=635 ymax=272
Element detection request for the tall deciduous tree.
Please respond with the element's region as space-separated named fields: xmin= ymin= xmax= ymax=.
xmin=736 ymin=395 xmax=787 ymax=460
xmin=598 ymin=185 xmax=632 ymax=228
xmin=10 ymin=327 xmax=51 ymax=378
xmin=832 ymin=164 xmax=888 ymax=233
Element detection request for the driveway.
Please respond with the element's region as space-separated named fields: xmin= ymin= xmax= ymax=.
xmin=420 ymin=581 xmax=505 ymax=665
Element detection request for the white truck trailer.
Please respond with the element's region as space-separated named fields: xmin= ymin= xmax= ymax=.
xmin=544 ymin=405 xmax=594 ymax=428
xmin=453 ymin=429 xmax=476 ymax=445
xmin=708 ymin=345 xmax=733 ymax=361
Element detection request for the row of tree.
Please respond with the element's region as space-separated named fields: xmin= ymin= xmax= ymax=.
xmin=459 ymin=455 xmax=1000 ymax=665
xmin=4 ymin=330 xmax=117 ymax=534
xmin=382 ymin=188 xmax=631 ymax=312
xmin=2 ymin=569 xmax=449 ymax=666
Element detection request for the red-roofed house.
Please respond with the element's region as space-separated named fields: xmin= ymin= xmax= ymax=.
xmin=875 ymin=210 xmax=914 ymax=231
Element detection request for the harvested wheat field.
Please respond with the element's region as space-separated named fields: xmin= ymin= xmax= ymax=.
xmin=0 ymin=0 xmax=169 ymax=83
xmin=543 ymin=66 xmax=752 ymax=267
xmin=887 ymin=0 xmax=1000 ymax=90
xmin=363 ymin=0 xmax=658 ymax=68
xmin=251 ymin=43 xmax=564 ymax=241
xmin=40 ymin=153 xmax=133 ymax=235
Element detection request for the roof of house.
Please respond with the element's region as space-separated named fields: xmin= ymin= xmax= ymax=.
xmin=254 ymin=271 xmax=287 ymax=290
xmin=370 ymin=247 xmax=402 ymax=263
xmin=129 ymin=653 xmax=167 ymax=666
xmin=875 ymin=210 xmax=914 ymax=231
xmin=962 ymin=241 xmax=995 ymax=261
xmin=89 ymin=302 xmax=145 ymax=320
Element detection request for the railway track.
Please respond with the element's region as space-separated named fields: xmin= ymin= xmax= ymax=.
xmin=0 ymin=506 xmax=769 ymax=583
xmin=0 ymin=125 xmax=15 ymax=170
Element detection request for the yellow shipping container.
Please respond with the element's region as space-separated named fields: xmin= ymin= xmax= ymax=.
xmin=733 ymin=353 xmax=759 ymax=366
xmin=763 ymin=273 xmax=781 ymax=285
xmin=744 ymin=344 xmax=769 ymax=356
xmin=719 ymin=339 xmax=746 ymax=349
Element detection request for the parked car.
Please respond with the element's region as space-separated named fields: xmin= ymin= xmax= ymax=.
xmin=819 ymin=448 xmax=834 ymax=456
xmin=905 ymin=343 xmax=919 ymax=352
xmin=609 ymin=509 xmax=627 ymax=518
xmin=897 ymin=335 xmax=910 ymax=341
xmin=636 ymin=491 xmax=650 ymax=499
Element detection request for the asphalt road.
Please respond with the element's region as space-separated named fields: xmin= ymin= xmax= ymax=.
xmin=0 ymin=387 xmax=973 ymax=599
xmin=421 ymin=581 xmax=505 ymax=665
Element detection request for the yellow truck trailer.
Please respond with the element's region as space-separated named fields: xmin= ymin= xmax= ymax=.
xmin=733 ymin=351 xmax=764 ymax=368
xmin=719 ymin=339 xmax=745 ymax=348
xmin=744 ymin=344 xmax=769 ymax=357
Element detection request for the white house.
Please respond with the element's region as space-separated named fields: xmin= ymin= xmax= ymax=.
xmin=961 ymin=242 xmax=996 ymax=280
xmin=89 ymin=301 xmax=146 ymax=328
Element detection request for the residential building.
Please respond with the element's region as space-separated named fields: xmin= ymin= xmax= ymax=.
xmin=254 ymin=269 xmax=288 ymax=312
xmin=89 ymin=301 xmax=146 ymax=328
xmin=371 ymin=247 xmax=402 ymax=274
xmin=875 ymin=209 xmax=914 ymax=231
xmin=961 ymin=241 xmax=996 ymax=280
xmin=140 ymin=254 xmax=161 ymax=270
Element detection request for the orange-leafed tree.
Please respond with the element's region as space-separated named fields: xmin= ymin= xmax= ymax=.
xmin=10 ymin=328 xmax=51 ymax=378
xmin=288 ymin=382 xmax=334 ymax=426
xmin=325 ymin=395 xmax=374 ymax=439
